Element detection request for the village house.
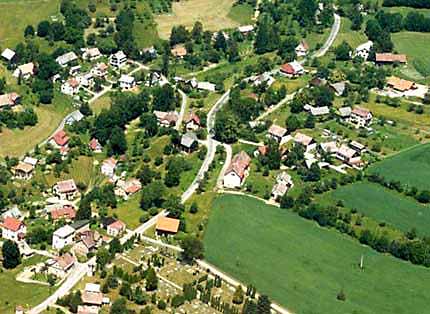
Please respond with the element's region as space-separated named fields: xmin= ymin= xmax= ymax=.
xmin=13 ymin=62 xmax=36 ymax=79
xmin=69 ymin=65 xmax=81 ymax=76
xmin=271 ymin=172 xmax=293 ymax=200
xmin=354 ymin=41 xmax=373 ymax=60
xmin=101 ymin=157 xmax=117 ymax=177
xmin=109 ymin=50 xmax=127 ymax=68
xmin=337 ymin=106 xmax=351 ymax=118
xmin=89 ymin=138 xmax=103 ymax=153
xmin=336 ymin=144 xmax=358 ymax=162
xmin=15 ymin=305 xmax=24 ymax=314
xmin=119 ymin=74 xmax=136 ymax=90
xmin=386 ymin=76 xmax=417 ymax=92
xmin=52 ymin=225 xmax=75 ymax=250
xmin=294 ymin=132 xmax=316 ymax=151
xmin=185 ymin=112 xmax=201 ymax=131
xmin=83 ymin=47 xmax=102 ymax=61
xmin=0 ymin=217 xmax=26 ymax=242
xmin=2 ymin=206 xmax=22 ymax=220
xmin=82 ymin=283 xmax=104 ymax=308
xmin=74 ymin=230 xmax=101 ymax=256
xmin=50 ymin=205 xmax=76 ymax=222
xmin=61 ymin=78 xmax=80 ymax=96
xmin=0 ymin=92 xmax=21 ymax=110
xmin=295 ymin=40 xmax=309 ymax=57
xmin=115 ymin=178 xmax=142 ymax=199
xmin=250 ymin=73 xmax=275 ymax=87
xmin=47 ymin=253 xmax=76 ymax=277
xmin=53 ymin=179 xmax=78 ymax=200
xmin=349 ymin=140 xmax=366 ymax=153
xmin=197 ymin=81 xmax=216 ymax=92
xmin=329 ymin=81 xmax=346 ymax=96
xmin=142 ymin=46 xmax=157 ymax=58
xmin=280 ymin=61 xmax=304 ymax=77
xmin=267 ymin=124 xmax=288 ymax=143
xmin=319 ymin=141 xmax=339 ymax=154
xmin=171 ymin=45 xmax=187 ymax=58
xmin=65 ymin=111 xmax=84 ymax=126
xmin=77 ymin=305 xmax=100 ymax=314
xmin=23 ymin=156 xmax=38 ymax=167
xmin=375 ymin=53 xmax=407 ymax=65
xmin=223 ymin=151 xmax=251 ymax=189
xmin=305 ymin=105 xmax=330 ymax=117
xmin=12 ymin=161 xmax=35 ymax=180
xmin=349 ymin=106 xmax=373 ymax=128
xmin=180 ymin=132 xmax=198 ymax=153
xmin=154 ymin=110 xmax=179 ymax=127
xmin=51 ymin=130 xmax=69 ymax=149
xmin=1 ymin=48 xmax=15 ymax=62
xmin=238 ymin=25 xmax=254 ymax=35
xmin=56 ymin=51 xmax=78 ymax=67
xmin=156 ymin=217 xmax=180 ymax=236
xmin=77 ymin=73 xmax=94 ymax=88
xmin=107 ymin=220 xmax=126 ymax=237
xmin=91 ymin=62 xmax=109 ymax=78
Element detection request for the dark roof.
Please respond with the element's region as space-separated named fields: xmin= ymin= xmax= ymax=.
xmin=101 ymin=217 xmax=117 ymax=228
xmin=70 ymin=220 xmax=90 ymax=231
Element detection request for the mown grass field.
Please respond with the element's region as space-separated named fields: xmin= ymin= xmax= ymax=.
xmin=155 ymin=0 xmax=241 ymax=39
xmin=333 ymin=17 xmax=368 ymax=48
xmin=0 ymin=0 xmax=60 ymax=48
xmin=392 ymin=31 xmax=430 ymax=80
xmin=329 ymin=182 xmax=430 ymax=236
xmin=0 ymin=255 xmax=50 ymax=314
xmin=204 ymin=194 xmax=430 ymax=314
xmin=369 ymin=143 xmax=430 ymax=189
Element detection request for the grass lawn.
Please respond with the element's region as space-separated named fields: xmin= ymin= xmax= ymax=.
xmin=333 ymin=17 xmax=367 ymax=48
xmin=0 ymin=93 xmax=74 ymax=157
xmin=227 ymin=3 xmax=254 ymax=25
xmin=0 ymin=255 xmax=50 ymax=314
xmin=369 ymin=143 xmax=430 ymax=189
xmin=329 ymin=182 xmax=430 ymax=236
xmin=90 ymin=94 xmax=111 ymax=114
xmin=392 ymin=31 xmax=430 ymax=80
xmin=204 ymin=194 xmax=430 ymax=314
xmin=111 ymin=194 xmax=144 ymax=229
xmin=40 ymin=156 xmax=97 ymax=188
xmin=0 ymin=0 xmax=60 ymax=48
xmin=155 ymin=0 xmax=240 ymax=39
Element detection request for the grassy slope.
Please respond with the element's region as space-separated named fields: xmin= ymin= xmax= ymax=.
xmin=0 ymin=256 xmax=50 ymax=314
xmin=204 ymin=194 xmax=430 ymax=314
xmin=369 ymin=143 xmax=430 ymax=189
xmin=333 ymin=17 xmax=368 ymax=48
xmin=155 ymin=0 xmax=240 ymax=39
xmin=0 ymin=0 xmax=60 ymax=48
xmin=330 ymin=182 xmax=430 ymax=236
xmin=392 ymin=31 xmax=430 ymax=80
xmin=0 ymin=92 xmax=73 ymax=157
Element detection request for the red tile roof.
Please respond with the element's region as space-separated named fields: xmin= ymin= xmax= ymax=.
xmin=186 ymin=112 xmax=201 ymax=125
xmin=51 ymin=205 xmax=76 ymax=220
xmin=352 ymin=106 xmax=371 ymax=118
xmin=108 ymin=220 xmax=126 ymax=231
xmin=156 ymin=217 xmax=180 ymax=234
xmin=375 ymin=53 xmax=407 ymax=63
xmin=280 ymin=63 xmax=295 ymax=75
xmin=55 ymin=179 xmax=77 ymax=193
xmin=89 ymin=138 xmax=100 ymax=150
xmin=53 ymin=130 xmax=69 ymax=146
xmin=226 ymin=151 xmax=251 ymax=179
xmin=1 ymin=217 xmax=24 ymax=232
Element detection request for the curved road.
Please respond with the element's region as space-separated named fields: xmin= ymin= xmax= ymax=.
xmin=28 ymin=12 xmax=341 ymax=314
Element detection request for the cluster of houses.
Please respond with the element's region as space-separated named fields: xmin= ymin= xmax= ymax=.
xmin=174 ymin=76 xmax=217 ymax=92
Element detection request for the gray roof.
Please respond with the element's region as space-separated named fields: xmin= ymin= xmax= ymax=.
xmin=338 ymin=106 xmax=351 ymax=117
xmin=181 ymin=132 xmax=198 ymax=148
xmin=330 ymin=82 xmax=346 ymax=95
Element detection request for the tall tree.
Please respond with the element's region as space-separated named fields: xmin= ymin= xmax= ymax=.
xmin=2 ymin=240 xmax=21 ymax=269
